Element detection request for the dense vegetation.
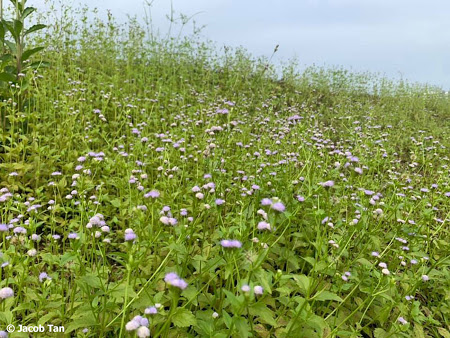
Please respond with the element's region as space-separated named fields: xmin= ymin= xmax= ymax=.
xmin=0 ymin=2 xmax=449 ymax=337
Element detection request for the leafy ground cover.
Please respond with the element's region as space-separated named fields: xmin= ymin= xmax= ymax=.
xmin=0 ymin=2 xmax=449 ymax=337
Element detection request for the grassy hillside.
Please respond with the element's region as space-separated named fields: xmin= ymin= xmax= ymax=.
xmin=0 ymin=3 xmax=449 ymax=337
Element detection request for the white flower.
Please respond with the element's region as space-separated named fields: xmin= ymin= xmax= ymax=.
xmin=0 ymin=287 xmax=14 ymax=299
xmin=136 ymin=326 xmax=150 ymax=337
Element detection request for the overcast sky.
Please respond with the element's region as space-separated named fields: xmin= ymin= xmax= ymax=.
xmin=33 ymin=0 xmax=449 ymax=90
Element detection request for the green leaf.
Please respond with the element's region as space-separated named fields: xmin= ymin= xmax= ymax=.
xmin=2 ymin=20 xmax=17 ymax=41
xmin=80 ymin=274 xmax=103 ymax=289
xmin=222 ymin=311 xmax=232 ymax=328
xmin=234 ymin=317 xmax=250 ymax=338
xmin=38 ymin=312 xmax=58 ymax=325
xmin=22 ymin=46 xmax=44 ymax=61
xmin=293 ymin=274 xmax=311 ymax=296
xmin=438 ymin=328 xmax=450 ymax=338
xmin=171 ymin=308 xmax=197 ymax=327
xmin=313 ymin=290 xmax=343 ymax=302
xmin=249 ymin=303 xmax=278 ymax=327
xmin=13 ymin=19 xmax=23 ymax=37
xmin=0 ymin=54 xmax=14 ymax=63
xmin=66 ymin=315 xmax=98 ymax=333
xmin=373 ymin=328 xmax=388 ymax=338
xmin=0 ymin=311 xmax=13 ymax=324
xmin=4 ymin=40 xmax=16 ymax=54
xmin=27 ymin=60 xmax=50 ymax=69
xmin=222 ymin=289 xmax=241 ymax=311
xmin=110 ymin=198 xmax=121 ymax=208
xmin=60 ymin=252 xmax=77 ymax=266
xmin=25 ymin=24 xmax=46 ymax=36
xmin=0 ymin=72 xmax=16 ymax=82
xmin=413 ymin=324 xmax=425 ymax=338
xmin=181 ymin=285 xmax=198 ymax=306
xmin=22 ymin=7 xmax=36 ymax=20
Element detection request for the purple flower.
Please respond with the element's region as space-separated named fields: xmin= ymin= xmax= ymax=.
xmin=254 ymin=285 xmax=263 ymax=295
xmin=144 ymin=306 xmax=158 ymax=315
xmin=68 ymin=233 xmax=79 ymax=239
xmin=271 ymin=202 xmax=285 ymax=212
xmin=164 ymin=272 xmax=188 ymax=290
xmin=261 ymin=198 xmax=272 ymax=206
xmin=215 ymin=199 xmax=225 ymax=205
xmin=398 ymin=317 xmax=408 ymax=325
xmin=220 ymin=239 xmax=242 ymax=248
xmin=320 ymin=180 xmax=335 ymax=188
xmin=257 ymin=221 xmax=271 ymax=231
xmin=124 ymin=229 xmax=137 ymax=241
xmin=0 ymin=224 xmax=8 ymax=232
xmin=144 ymin=190 xmax=160 ymax=198
xmin=241 ymin=284 xmax=250 ymax=292
xmin=296 ymin=195 xmax=305 ymax=202
xmin=39 ymin=272 xmax=52 ymax=282
xmin=13 ymin=227 xmax=26 ymax=234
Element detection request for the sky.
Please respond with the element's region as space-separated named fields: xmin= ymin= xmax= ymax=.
xmin=32 ymin=0 xmax=450 ymax=90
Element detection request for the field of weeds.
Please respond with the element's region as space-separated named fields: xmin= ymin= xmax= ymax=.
xmin=0 ymin=1 xmax=449 ymax=337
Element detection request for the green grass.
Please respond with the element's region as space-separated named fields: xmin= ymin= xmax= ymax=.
xmin=0 ymin=2 xmax=449 ymax=337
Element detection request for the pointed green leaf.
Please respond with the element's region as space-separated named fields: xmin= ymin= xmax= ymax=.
xmin=22 ymin=46 xmax=44 ymax=61
xmin=27 ymin=60 xmax=50 ymax=69
xmin=2 ymin=20 xmax=17 ymax=40
xmin=25 ymin=24 xmax=46 ymax=36
xmin=22 ymin=7 xmax=36 ymax=20
xmin=13 ymin=19 xmax=23 ymax=37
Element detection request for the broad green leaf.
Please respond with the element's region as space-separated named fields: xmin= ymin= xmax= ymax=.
xmin=293 ymin=274 xmax=311 ymax=296
xmin=373 ymin=328 xmax=388 ymax=338
xmin=0 ymin=72 xmax=16 ymax=82
xmin=80 ymin=274 xmax=103 ymax=289
xmin=313 ymin=290 xmax=343 ymax=302
xmin=249 ymin=303 xmax=278 ymax=327
xmin=60 ymin=252 xmax=77 ymax=266
xmin=234 ymin=317 xmax=250 ymax=338
xmin=110 ymin=198 xmax=121 ymax=208
xmin=222 ymin=289 xmax=241 ymax=311
xmin=171 ymin=308 xmax=197 ymax=327
xmin=0 ymin=311 xmax=13 ymax=324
